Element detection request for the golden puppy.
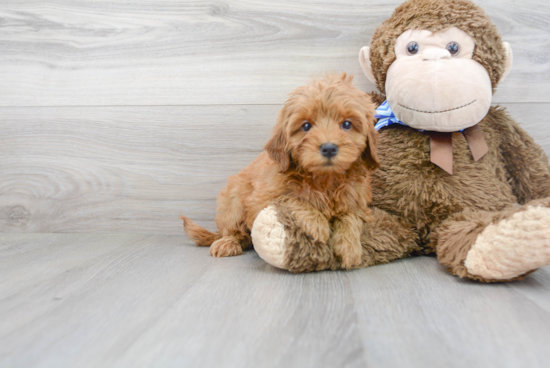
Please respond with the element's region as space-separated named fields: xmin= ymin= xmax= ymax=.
xmin=181 ymin=73 xmax=379 ymax=269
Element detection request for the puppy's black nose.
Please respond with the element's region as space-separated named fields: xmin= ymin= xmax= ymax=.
xmin=320 ymin=143 xmax=338 ymax=158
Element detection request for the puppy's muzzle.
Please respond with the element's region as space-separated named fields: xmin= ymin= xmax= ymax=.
xmin=320 ymin=143 xmax=338 ymax=159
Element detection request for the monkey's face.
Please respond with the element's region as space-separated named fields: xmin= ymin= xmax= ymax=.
xmin=385 ymin=27 xmax=493 ymax=132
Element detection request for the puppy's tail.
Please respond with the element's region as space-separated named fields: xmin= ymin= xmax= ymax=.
xmin=180 ymin=216 xmax=221 ymax=247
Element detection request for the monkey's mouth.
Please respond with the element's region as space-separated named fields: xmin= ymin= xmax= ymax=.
xmin=398 ymin=99 xmax=477 ymax=114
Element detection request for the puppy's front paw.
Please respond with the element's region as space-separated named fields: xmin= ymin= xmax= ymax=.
xmin=210 ymin=236 xmax=243 ymax=257
xmin=334 ymin=240 xmax=362 ymax=269
xmin=301 ymin=219 xmax=331 ymax=243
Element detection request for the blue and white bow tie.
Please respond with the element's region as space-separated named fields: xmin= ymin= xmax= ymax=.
xmin=374 ymin=100 xmax=407 ymax=131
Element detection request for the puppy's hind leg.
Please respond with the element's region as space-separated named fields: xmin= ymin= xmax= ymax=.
xmin=211 ymin=233 xmax=251 ymax=257
xmin=212 ymin=175 xmax=253 ymax=257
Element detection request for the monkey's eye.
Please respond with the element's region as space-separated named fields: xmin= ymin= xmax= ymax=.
xmin=407 ymin=41 xmax=419 ymax=55
xmin=341 ymin=121 xmax=353 ymax=131
xmin=446 ymin=42 xmax=460 ymax=56
xmin=302 ymin=121 xmax=312 ymax=132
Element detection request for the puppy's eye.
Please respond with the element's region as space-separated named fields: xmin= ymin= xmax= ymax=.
xmin=302 ymin=122 xmax=312 ymax=132
xmin=407 ymin=41 xmax=419 ymax=55
xmin=446 ymin=42 xmax=459 ymax=56
xmin=341 ymin=121 xmax=353 ymax=131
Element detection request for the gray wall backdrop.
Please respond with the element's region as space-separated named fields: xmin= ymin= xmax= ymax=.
xmin=1 ymin=0 xmax=549 ymax=234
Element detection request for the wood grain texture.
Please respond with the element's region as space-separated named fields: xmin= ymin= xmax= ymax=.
xmin=0 ymin=105 xmax=278 ymax=234
xmin=1 ymin=103 xmax=548 ymax=234
xmin=1 ymin=233 xmax=549 ymax=368
xmin=0 ymin=0 xmax=549 ymax=106
xmin=348 ymin=257 xmax=550 ymax=368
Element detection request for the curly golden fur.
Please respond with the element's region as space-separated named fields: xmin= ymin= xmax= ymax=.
xmin=182 ymin=73 xmax=379 ymax=268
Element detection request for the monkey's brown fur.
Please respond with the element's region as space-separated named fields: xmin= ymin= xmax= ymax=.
xmin=263 ymin=0 xmax=550 ymax=281
xmin=182 ymin=74 xmax=379 ymax=268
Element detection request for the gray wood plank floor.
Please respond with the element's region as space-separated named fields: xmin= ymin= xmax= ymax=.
xmin=1 ymin=233 xmax=549 ymax=368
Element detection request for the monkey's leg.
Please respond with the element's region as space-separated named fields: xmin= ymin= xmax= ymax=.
xmin=251 ymin=200 xmax=333 ymax=273
xmin=432 ymin=198 xmax=550 ymax=282
xmin=346 ymin=207 xmax=420 ymax=270
xmin=252 ymin=204 xmax=419 ymax=273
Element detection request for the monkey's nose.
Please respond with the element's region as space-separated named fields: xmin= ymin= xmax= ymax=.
xmin=423 ymin=48 xmax=451 ymax=61
xmin=320 ymin=143 xmax=338 ymax=158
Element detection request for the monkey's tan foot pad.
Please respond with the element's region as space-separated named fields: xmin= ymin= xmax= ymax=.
xmin=465 ymin=205 xmax=550 ymax=280
xmin=251 ymin=205 xmax=289 ymax=270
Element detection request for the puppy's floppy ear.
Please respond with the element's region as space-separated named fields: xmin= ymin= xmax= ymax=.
xmin=264 ymin=114 xmax=290 ymax=172
xmin=362 ymin=119 xmax=380 ymax=171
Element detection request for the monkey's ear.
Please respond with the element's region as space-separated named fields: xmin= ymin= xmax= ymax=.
xmin=500 ymin=42 xmax=513 ymax=83
xmin=362 ymin=122 xmax=380 ymax=171
xmin=359 ymin=46 xmax=376 ymax=85
xmin=264 ymin=123 xmax=290 ymax=172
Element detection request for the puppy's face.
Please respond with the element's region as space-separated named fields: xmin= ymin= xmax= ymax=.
xmin=266 ymin=74 xmax=379 ymax=174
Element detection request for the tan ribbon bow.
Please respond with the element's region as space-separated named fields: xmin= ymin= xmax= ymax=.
xmin=429 ymin=124 xmax=489 ymax=175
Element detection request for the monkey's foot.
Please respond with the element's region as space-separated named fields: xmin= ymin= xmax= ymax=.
xmin=251 ymin=205 xmax=288 ymax=269
xmin=465 ymin=203 xmax=550 ymax=280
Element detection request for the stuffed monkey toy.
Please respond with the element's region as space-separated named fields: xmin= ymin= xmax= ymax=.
xmin=250 ymin=0 xmax=550 ymax=282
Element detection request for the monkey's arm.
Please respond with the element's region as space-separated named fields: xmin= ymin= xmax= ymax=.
xmin=494 ymin=108 xmax=550 ymax=203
